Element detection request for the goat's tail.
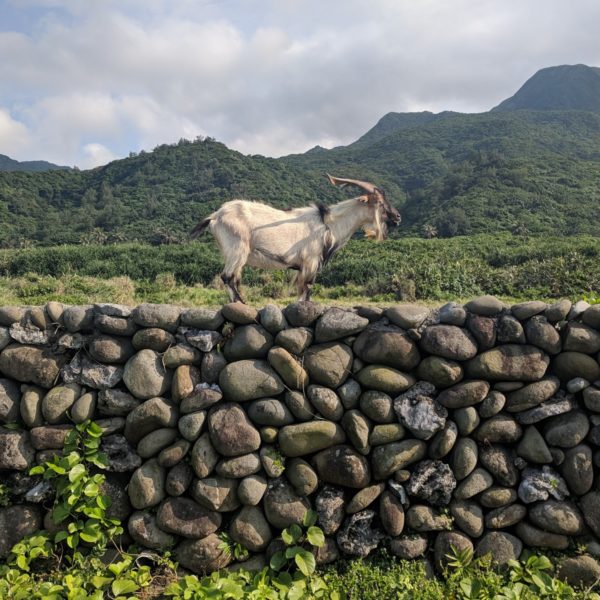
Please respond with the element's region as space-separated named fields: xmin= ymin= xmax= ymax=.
xmin=190 ymin=217 xmax=212 ymax=239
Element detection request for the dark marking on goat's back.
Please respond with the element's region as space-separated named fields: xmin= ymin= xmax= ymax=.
xmin=316 ymin=203 xmax=331 ymax=223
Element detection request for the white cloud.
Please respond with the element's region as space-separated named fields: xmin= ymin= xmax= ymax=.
xmin=2 ymin=0 xmax=600 ymax=166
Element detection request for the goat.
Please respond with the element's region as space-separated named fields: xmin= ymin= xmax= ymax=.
xmin=190 ymin=174 xmax=401 ymax=302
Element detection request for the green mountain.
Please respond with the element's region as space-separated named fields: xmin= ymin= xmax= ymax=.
xmin=0 ymin=154 xmax=70 ymax=172
xmin=1 ymin=65 xmax=600 ymax=247
xmin=493 ymin=64 xmax=600 ymax=112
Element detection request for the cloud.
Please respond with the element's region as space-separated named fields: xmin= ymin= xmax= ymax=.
xmin=2 ymin=0 xmax=600 ymax=166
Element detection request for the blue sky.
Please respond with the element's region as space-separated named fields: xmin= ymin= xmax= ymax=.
xmin=1 ymin=0 xmax=600 ymax=168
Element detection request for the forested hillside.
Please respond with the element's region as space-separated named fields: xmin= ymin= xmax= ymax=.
xmin=1 ymin=65 xmax=600 ymax=247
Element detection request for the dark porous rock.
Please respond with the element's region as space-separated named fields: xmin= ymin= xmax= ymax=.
xmin=166 ymin=461 xmax=193 ymax=496
xmin=474 ymin=414 xmax=522 ymax=444
xmin=359 ymin=390 xmax=395 ymax=423
xmin=515 ymin=522 xmax=568 ymax=550
xmin=560 ymin=445 xmax=593 ymax=496
xmin=428 ymin=420 xmax=458 ymax=459
xmin=223 ymin=325 xmax=273 ymax=361
xmin=200 ymin=349 xmax=228 ymax=384
xmin=480 ymin=445 xmax=518 ymax=486
xmin=9 ymin=323 xmax=49 ymax=345
xmin=390 ymin=535 xmax=429 ymax=560
xmin=279 ymin=421 xmax=345 ymax=457
xmin=356 ymin=365 xmax=415 ymax=395
xmin=454 ymin=407 xmax=480 ymax=435
xmin=394 ymin=381 xmax=447 ymax=440
xmin=439 ymin=302 xmax=467 ymax=326
xmin=529 ymin=500 xmax=585 ymax=535
xmin=465 ymin=295 xmax=504 ymax=316
xmin=434 ymin=531 xmax=474 ymax=572
xmin=132 ymin=328 xmax=176 ymax=352
xmin=465 ymin=344 xmax=550 ymax=381
xmin=156 ymin=497 xmax=221 ymax=538
xmin=100 ymin=434 xmax=142 ymax=472
xmin=247 ymin=398 xmax=294 ymax=427
xmin=175 ymin=533 xmax=232 ymax=574
xmin=88 ymin=335 xmax=135 ymax=364
xmin=454 ymin=468 xmax=494 ymax=499
xmin=132 ymin=303 xmax=181 ymax=332
xmin=475 ymin=532 xmax=522 ymax=565
xmin=29 ymin=424 xmax=72 ymax=449
xmin=275 ymin=327 xmax=313 ymax=355
xmin=237 ymin=474 xmax=267 ymax=506
xmin=181 ymin=307 xmax=224 ymax=330
xmin=128 ymin=459 xmax=166 ymax=510
xmin=128 ymin=511 xmax=177 ymax=550
xmin=505 ymin=376 xmax=560 ymax=412
xmin=485 ymin=504 xmax=527 ymax=529
xmin=467 ymin=314 xmax=496 ymax=350
xmin=41 ymin=383 xmax=81 ymax=424
xmin=304 ymin=342 xmax=353 ymax=388
xmin=354 ymin=323 xmax=421 ymax=370
xmin=342 ymin=409 xmax=372 ymax=455
xmin=405 ymin=505 xmax=453 ymax=532
xmin=171 ymin=365 xmax=200 ymax=403
xmin=417 ymin=356 xmax=463 ymax=388
xmin=372 ymin=439 xmax=426 ymax=479
xmin=552 ymin=352 xmax=600 ymax=383
xmin=406 ymin=460 xmax=456 ymax=506
xmin=124 ymin=396 xmax=178 ymax=444
xmin=497 ymin=315 xmax=526 ymax=344
xmin=313 ymin=445 xmax=371 ymax=488
xmin=230 ymin=505 xmax=272 ymax=552
xmin=451 ymin=437 xmax=478 ymax=481
xmin=557 ymin=555 xmax=600 ymax=589
xmin=524 ymin=316 xmax=561 ymax=355
xmin=267 ymin=347 xmax=308 ymax=390
xmin=0 ymin=378 xmax=21 ymax=423
xmin=190 ymin=433 xmax=218 ymax=479
xmin=287 ymin=458 xmax=318 ymax=496
xmin=515 ymin=394 xmax=576 ymax=425
xmin=62 ymin=354 xmax=124 ymax=389
xmin=449 ymin=500 xmax=484 ymax=538
xmin=419 ymin=325 xmax=478 ymax=361
xmin=192 ymin=477 xmax=240 ymax=512
xmin=479 ymin=390 xmax=506 ymax=417
xmin=63 ymin=305 xmax=94 ymax=332
xmin=380 ymin=490 xmax=405 ymax=536
xmin=263 ymin=478 xmax=310 ymax=529
xmin=437 ymin=380 xmax=490 ymax=409
xmin=208 ymin=403 xmax=260 ymax=457
xmin=0 ymin=505 xmax=42 ymax=558
xmin=316 ymin=486 xmax=345 ymax=535
xmin=123 ymin=349 xmax=172 ymax=400
xmin=0 ymin=344 xmax=67 ymax=388
xmin=0 ymin=429 xmax=35 ymax=470
xmin=516 ymin=426 xmax=552 ymax=464
xmin=564 ymin=322 xmax=600 ymax=354
xmin=543 ymin=410 xmax=589 ymax=448
xmin=95 ymin=314 xmax=137 ymax=336
xmin=385 ymin=304 xmax=429 ymax=329
xmin=315 ymin=307 xmax=368 ymax=342
xmin=480 ymin=487 xmax=518 ymax=508
xmin=283 ymin=390 xmax=314 ymax=422
xmin=336 ymin=510 xmax=384 ymax=557
xmin=518 ymin=466 xmax=569 ymax=504
xmin=283 ymin=301 xmax=324 ymax=327
xmin=158 ymin=439 xmax=191 ymax=468
xmin=219 ymin=359 xmax=284 ymax=402
xmin=346 ymin=482 xmax=385 ymax=513
xmin=307 ymin=385 xmax=344 ymax=421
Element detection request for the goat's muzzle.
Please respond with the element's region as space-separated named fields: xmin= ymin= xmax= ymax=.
xmin=387 ymin=209 xmax=402 ymax=226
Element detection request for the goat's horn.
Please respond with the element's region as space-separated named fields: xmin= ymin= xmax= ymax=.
xmin=326 ymin=173 xmax=379 ymax=194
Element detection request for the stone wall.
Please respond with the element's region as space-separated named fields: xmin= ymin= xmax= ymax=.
xmin=1 ymin=297 xmax=600 ymax=572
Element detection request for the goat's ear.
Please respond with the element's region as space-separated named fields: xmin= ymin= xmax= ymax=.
xmin=358 ymin=194 xmax=370 ymax=203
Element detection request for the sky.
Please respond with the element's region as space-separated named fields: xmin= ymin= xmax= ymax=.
xmin=1 ymin=0 xmax=600 ymax=169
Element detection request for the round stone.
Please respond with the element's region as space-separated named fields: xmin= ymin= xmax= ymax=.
xmin=419 ymin=325 xmax=478 ymax=361
xmin=132 ymin=328 xmax=176 ymax=352
xmin=128 ymin=459 xmax=166 ymax=510
xmin=208 ymin=403 xmax=261 ymax=457
xmin=157 ymin=497 xmax=221 ymax=538
xmin=41 ymin=383 xmax=81 ymax=424
xmin=466 ymin=345 xmax=550 ymax=381
xmin=219 ymin=360 xmax=284 ymax=402
xmin=238 ymin=475 xmax=267 ymax=506
xmin=475 ymin=532 xmax=522 ymax=565
xmin=417 ymin=356 xmax=463 ymax=388
xmin=88 ymin=335 xmax=135 ymax=364
xmin=437 ymin=380 xmax=490 ymax=409
xmin=360 ymin=390 xmax=395 ymax=423
xmin=247 ymin=398 xmax=294 ymax=427
xmin=279 ymin=421 xmax=346 ymax=457
xmin=354 ymin=323 xmax=421 ymax=370
xmin=372 ymin=439 xmax=427 ymax=479
xmin=304 ymin=342 xmax=354 ymax=387
xmin=123 ymin=350 xmax=172 ymax=400
xmin=356 ymin=365 xmax=415 ymax=395
xmin=450 ymin=500 xmax=484 ymax=538
xmin=229 ymin=505 xmax=272 ymax=552
xmin=307 ymin=385 xmax=344 ymax=421
xmin=313 ymin=445 xmax=371 ymax=488
xmin=263 ymin=479 xmax=310 ymax=529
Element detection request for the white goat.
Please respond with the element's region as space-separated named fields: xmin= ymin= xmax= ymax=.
xmin=191 ymin=174 xmax=401 ymax=302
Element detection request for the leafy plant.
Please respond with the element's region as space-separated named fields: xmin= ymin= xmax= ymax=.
xmin=0 ymin=482 xmax=11 ymax=507
xmin=219 ymin=532 xmax=250 ymax=562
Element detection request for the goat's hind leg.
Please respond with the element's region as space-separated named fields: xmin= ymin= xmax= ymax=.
xmin=221 ymin=272 xmax=244 ymax=303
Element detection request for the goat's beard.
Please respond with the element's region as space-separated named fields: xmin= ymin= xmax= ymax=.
xmin=363 ymin=211 xmax=387 ymax=241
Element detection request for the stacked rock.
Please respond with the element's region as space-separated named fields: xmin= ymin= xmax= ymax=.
xmin=0 ymin=297 xmax=600 ymax=580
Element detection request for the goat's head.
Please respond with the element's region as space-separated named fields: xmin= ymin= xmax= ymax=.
xmin=327 ymin=174 xmax=401 ymax=239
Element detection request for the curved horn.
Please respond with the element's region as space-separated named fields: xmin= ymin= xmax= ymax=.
xmin=326 ymin=173 xmax=379 ymax=195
